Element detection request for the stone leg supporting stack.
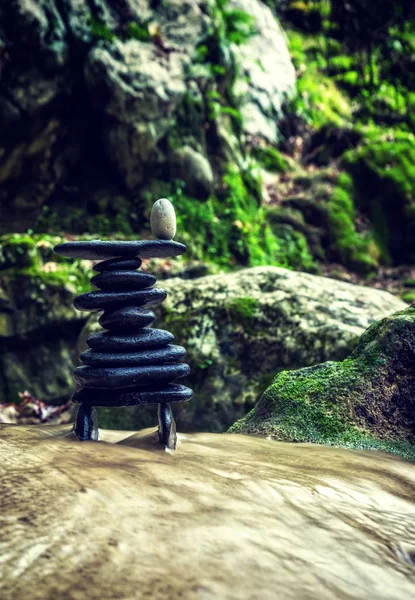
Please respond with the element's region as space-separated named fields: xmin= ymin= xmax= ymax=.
xmin=54 ymin=239 xmax=193 ymax=450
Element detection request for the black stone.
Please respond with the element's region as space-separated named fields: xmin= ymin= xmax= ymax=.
xmin=91 ymin=270 xmax=157 ymax=291
xmin=72 ymin=384 xmax=193 ymax=406
xmin=99 ymin=307 xmax=155 ymax=331
xmin=87 ymin=328 xmax=174 ymax=352
xmin=158 ymin=403 xmax=177 ymax=449
xmin=54 ymin=240 xmax=186 ymax=260
xmin=74 ymin=404 xmax=99 ymax=441
xmin=80 ymin=344 xmax=186 ymax=366
xmin=74 ymin=288 xmax=167 ymax=311
xmin=74 ymin=363 xmax=191 ymax=388
xmin=94 ymin=257 xmax=142 ymax=272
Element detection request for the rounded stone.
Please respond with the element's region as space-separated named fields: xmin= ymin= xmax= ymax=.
xmin=99 ymin=307 xmax=155 ymax=332
xmin=87 ymin=328 xmax=174 ymax=352
xmin=74 ymin=363 xmax=190 ymax=388
xmin=150 ymin=198 xmax=176 ymax=240
xmin=94 ymin=258 xmax=142 ymax=272
xmin=74 ymin=288 xmax=167 ymax=311
xmin=80 ymin=345 xmax=186 ymax=366
xmin=54 ymin=240 xmax=186 ymax=260
xmin=71 ymin=383 xmax=193 ymax=406
xmin=91 ymin=271 xmax=157 ymax=291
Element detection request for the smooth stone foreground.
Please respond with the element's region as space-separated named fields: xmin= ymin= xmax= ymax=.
xmin=0 ymin=427 xmax=414 ymax=600
xmin=54 ymin=240 xmax=186 ymax=260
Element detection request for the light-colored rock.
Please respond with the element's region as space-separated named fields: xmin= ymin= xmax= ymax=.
xmin=151 ymin=198 xmax=176 ymax=240
xmin=170 ymin=146 xmax=214 ymax=198
xmin=230 ymin=0 xmax=296 ymax=142
xmin=95 ymin=266 xmax=406 ymax=433
xmin=0 ymin=425 xmax=414 ymax=600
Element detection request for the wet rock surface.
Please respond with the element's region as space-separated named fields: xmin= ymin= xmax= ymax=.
xmin=0 ymin=425 xmax=414 ymax=600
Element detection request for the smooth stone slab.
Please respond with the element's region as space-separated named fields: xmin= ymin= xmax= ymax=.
xmin=151 ymin=198 xmax=176 ymax=240
xmin=54 ymin=240 xmax=186 ymax=260
xmin=91 ymin=270 xmax=157 ymax=291
xmin=72 ymin=383 xmax=193 ymax=406
xmin=99 ymin=307 xmax=155 ymax=331
xmin=87 ymin=328 xmax=174 ymax=351
xmin=80 ymin=344 xmax=186 ymax=366
xmin=74 ymin=288 xmax=167 ymax=311
xmin=93 ymin=257 xmax=142 ymax=272
xmin=74 ymin=363 xmax=191 ymax=388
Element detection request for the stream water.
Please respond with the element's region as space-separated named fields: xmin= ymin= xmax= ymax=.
xmin=0 ymin=425 xmax=414 ymax=599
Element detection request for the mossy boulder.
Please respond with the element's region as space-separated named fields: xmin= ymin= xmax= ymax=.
xmin=0 ymin=235 xmax=92 ymax=404
xmin=96 ymin=266 xmax=406 ymax=433
xmin=230 ymin=307 xmax=415 ymax=460
xmin=342 ymin=129 xmax=415 ymax=263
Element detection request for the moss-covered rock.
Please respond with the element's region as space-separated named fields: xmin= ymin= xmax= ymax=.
xmin=0 ymin=235 xmax=92 ymax=404
xmin=230 ymin=307 xmax=415 ymax=460
xmin=95 ymin=266 xmax=406 ymax=433
xmin=342 ymin=128 xmax=415 ymax=263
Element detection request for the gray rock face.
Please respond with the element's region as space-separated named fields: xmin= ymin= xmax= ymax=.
xmin=0 ymin=0 xmax=295 ymax=230
xmin=170 ymin=146 xmax=214 ymax=199
xmin=107 ymin=266 xmax=406 ymax=432
xmin=230 ymin=0 xmax=296 ymax=142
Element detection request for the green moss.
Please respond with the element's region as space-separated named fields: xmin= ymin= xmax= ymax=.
xmin=35 ymin=196 xmax=136 ymax=238
xmin=125 ymin=22 xmax=151 ymax=42
xmin=342 ymin=128 xmax=415 ymax=262
xmin=401 ymin=290 xmax=415 ymax=303
xmin=144 ymin=164 xmax=293 ymax=269
xmin=0 ymin=234 xmax=93 ymax=294
xmin=229 ymin=358 xmax=415 ymax=460
xmin=229 ymin=309 xmax=415 ymax=461
xmin=327 ymin=173 xmax=379 ymax=273
xmin=287 ymin=30 xmax=352 ymax=129
xmin=225 ymin=297 xmax=258 ymax=330
xmin=89 ymin=17 xmax=116 ymax=42
xmin=0 ymin=234 xmax=40 ymax=270
xmin=253 ymin=146 xmax=290 ymax=173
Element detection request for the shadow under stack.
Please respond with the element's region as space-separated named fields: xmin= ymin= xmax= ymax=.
xmin=54 ymin=202 xmax=192 ymax=450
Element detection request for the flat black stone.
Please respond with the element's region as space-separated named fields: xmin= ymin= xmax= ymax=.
xmin=99 ymin=307 xmax=155 ymax=331
xmin=74 ymin=288 xmax=167 ymax=311
xmin=72 ymin=383 xmax=193 ymax=406
xmin=74 ymin=363 xmax=190 ymax=388
xmin=91 ymin=270 xmax=157 ymax=291
xmin=80 ymin=344 xmax=186 ymax=366
xmin=93 ymin=257 xmax=142 ymax=272
xmin=54 ymin=240 xmax=186 ymax=260
xmin=87 ymin=328 xmax=174 ymax=351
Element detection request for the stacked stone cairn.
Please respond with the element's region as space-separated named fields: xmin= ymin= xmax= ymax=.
xmin=54 ymin=199 xmax=192 ymax=449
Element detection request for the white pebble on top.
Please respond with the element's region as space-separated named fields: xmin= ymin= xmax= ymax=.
xmin=150 ymin=198 xmax=177 ymax=240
